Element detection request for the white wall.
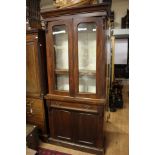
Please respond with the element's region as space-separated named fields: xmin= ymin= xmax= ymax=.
xmin=111 ymin=0 xmax=129 ymax=28
xmin=115 ymin=39 xmax=128 ymax=64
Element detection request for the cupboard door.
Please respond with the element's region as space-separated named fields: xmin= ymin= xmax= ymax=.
xmin=50 ymin=108 xmax=73 ymax=142
xmin=74 ymin=112 xmax=98 ymax=146
xmin=74 ymin=18 xmax=105 ymax=98
xmin=46 ymin=20 xmax=74 ymax=95
xmin=26 ymin=98 xmax=46 ymax=132
xmin=26 ymin=35 xmax=40 ymax=95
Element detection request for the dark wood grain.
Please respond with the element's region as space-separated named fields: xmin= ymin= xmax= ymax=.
xmin=49 ymin=100 xmax=103 ymax=114
xmin=74 ymin=112 xmax=98 ymax=146
xmin=26 ymin=34 xmax=41 ymax=96
xmin=26 ymin=29 xmax=48 ymax=98
xmin=51 ymin=109 xmax=73 ymax=142
xmin=26 ymin=0 xmax=41 ymax=29
xmin=47 ymin=102 xmax=104 ymax=148
xmin=42 ymin=3 xmax=110 ymax=154
xmin=97 ymin=18 xmax=106 ymax=98
xmin=26 ymin=125 xmax=39 ymax=150
xmin=26 ymin=98 xmax=46 ymax=133
xmin=45 ymin=94 xmax=106 ymax=105
xmin=41 ymin=3 xmax=110 ymax=18
xmin=26 ymin=29 xmax=49 ymax=141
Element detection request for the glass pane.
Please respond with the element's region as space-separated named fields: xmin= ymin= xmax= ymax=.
xmin=56 ymin=75 xmax=69 ymax=91
xmin=78 ymin=22 xmax=96 ymax=93
xmin=79 ymin=75 xmax=96 ymax=93
xmin=53 ymin=25 xmax=69 ymax=69
xmin=52 ymin=25 xmax=69 ymax=92
xmin=78 ymin=23 xmax=96 ymax=70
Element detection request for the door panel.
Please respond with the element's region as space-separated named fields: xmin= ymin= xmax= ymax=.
xmin=48 ymin=103 xmax=101 ymax=146
xmin=46 ymin=19 xmax=74 ymax=96
xmin=26 ymin=37 xmax=40 ymax=95
xmin=75 ymin=112 xmax=98 ymax=146
xmin=51 ymin=109 xmax=73 ymax=141
xmin=73 ymin=17 xmax=105 ymax=98
xmin=26 ymin=98 xmax=45 ymax=132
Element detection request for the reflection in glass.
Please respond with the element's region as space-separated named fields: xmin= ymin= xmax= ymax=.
xmin=78 ymin=23 xmax=96 ymax=70
xmin=78 ymin=23 xmax=96 ymax=93
xmin=56 ymin=75 xmax=69 ymax=91
xmin=52 ymin=25 xmax=69 ymax=92
xmin=79 ymin=75 xmax=96 ymax=93
xmin=53 ymin=25 xmax=69 ymax=69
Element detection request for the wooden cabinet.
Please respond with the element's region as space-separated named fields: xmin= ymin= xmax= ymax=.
xmin=26 ymin=34 xmax=40 ymax=96
xmin=51 ymin=109 xmax=73 ymax=142
xmin=49 ymin=107 xmax=100 ymax=146
xmin=26 ymin=0 xmax=41 ymax=29
xmin=26 ymin=124 xmax=39 ymax=150
xmin=26 ymin=98 xmax=46 ymax=133
xmin=47 ymin=100 xmax=104 ymax=153
xmin=41 ymin=3 xmax=110 ymax=154
xmin=26 ymin=29 xmax=48 ymax=141
xmin=74 ymin=112 xmax=98 ymax=146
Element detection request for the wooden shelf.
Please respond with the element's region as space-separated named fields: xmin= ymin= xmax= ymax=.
xmin=79 ymin=70 xmax=96 ymax=76
xmin=55 ymin=69 xmax=96 ymax=75
xmin=55 ymin=69 xmax=69 ymax=75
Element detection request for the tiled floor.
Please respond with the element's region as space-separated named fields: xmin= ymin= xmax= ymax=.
xmin=40 ymin=80 xmax=129 ymax=155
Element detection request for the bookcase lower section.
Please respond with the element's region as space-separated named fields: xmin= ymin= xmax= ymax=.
xmin=46 ymin=99 xmax=105 ymax=154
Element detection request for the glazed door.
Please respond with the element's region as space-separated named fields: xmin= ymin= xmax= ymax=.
xmin=46 ymin=19 xmax=74 ymax=96
xmin=26 ymin=34 xmax=41 ymax=96
xmin=74 ymin=17 xmax=106 ymax=98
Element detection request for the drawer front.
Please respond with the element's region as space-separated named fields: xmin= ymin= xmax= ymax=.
xmin=49 ymin=101 xmax=103 ymax=114
xmin=26 ymin=98 xmax=45 ymax=130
